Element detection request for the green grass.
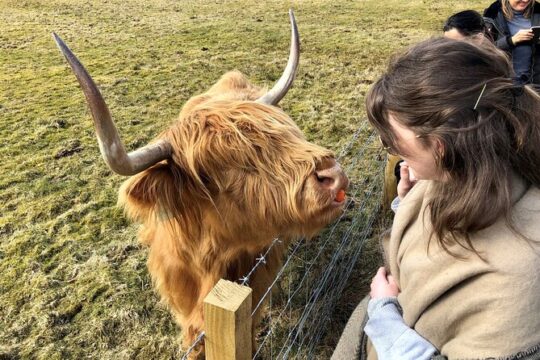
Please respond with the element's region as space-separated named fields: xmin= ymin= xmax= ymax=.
xmin=1 ymin=0 xmax=489 ymax=358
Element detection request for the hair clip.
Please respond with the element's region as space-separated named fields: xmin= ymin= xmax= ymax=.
xmin=473 ymin=83 xmax=487 ymax=110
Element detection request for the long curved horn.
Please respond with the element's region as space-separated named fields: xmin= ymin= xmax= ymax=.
xmin=256 ymin=9 xmax=300 ymax=105
xmin=52 ymin=33 xmax=172 ymax=176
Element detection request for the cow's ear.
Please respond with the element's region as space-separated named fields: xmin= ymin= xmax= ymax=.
xmin=118 ymin=162 xmax=182 ymax=222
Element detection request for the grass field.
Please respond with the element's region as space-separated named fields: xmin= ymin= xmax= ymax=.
xmin=1 ymin=0 xmax=491 ymax=358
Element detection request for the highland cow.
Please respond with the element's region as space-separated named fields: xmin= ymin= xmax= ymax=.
xmin=54 ymin=11 xmax=348 ymax=356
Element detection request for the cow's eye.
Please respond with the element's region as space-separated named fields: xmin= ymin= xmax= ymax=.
xmin=315 ymin=174 xmax=333 ymax=186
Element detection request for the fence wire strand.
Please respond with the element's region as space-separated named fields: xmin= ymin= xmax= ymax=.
xmin=180 ymin=331 xmax=206 ymax=360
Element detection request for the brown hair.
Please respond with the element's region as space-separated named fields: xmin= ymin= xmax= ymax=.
xmin=366 ymin=38 xmax=540 ymax=255
xmin=501 ymin=0 xmax=534 ymax=20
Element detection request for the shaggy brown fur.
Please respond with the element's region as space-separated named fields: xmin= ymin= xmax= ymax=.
xmin=118 ymin=71 xmax=348 ymax=356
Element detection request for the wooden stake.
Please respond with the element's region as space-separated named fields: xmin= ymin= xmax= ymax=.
xmin=204 ymin=279 xmax=252 ymax=360
xmin=383 ymin=154 xmax=401 ymax=210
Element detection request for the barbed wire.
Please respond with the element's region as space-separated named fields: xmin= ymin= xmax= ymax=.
xmin=240 ymin=237 xmax=282 ymax=286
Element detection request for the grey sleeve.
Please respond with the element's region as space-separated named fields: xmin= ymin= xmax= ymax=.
xmin=364 ymin=297 xmax=438 ymax=360
xmin=390 ymin=196 xmax=400 ymax=213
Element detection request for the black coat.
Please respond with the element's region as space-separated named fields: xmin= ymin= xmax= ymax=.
xmin=484 ymin=0 xmax=540 ymax=85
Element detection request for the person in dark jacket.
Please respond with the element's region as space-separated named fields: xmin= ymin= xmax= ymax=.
xmin=484 ymin=0 xmax=540 ymax=85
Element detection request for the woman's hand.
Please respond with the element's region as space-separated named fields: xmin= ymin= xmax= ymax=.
xmin=370 ymin=267 xmax=400 ymax=298
xmin=397 ymin=161 xmax=417 ymax=200
xmin=512 ymin=29 xmax=534 ymax=45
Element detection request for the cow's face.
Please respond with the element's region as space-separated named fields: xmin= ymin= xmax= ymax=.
xmin=120 ymin=71 xmax=348 ymax=247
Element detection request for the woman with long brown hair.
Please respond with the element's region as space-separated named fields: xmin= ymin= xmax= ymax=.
xmin=333 ymin=37 xmax=540 ymax=359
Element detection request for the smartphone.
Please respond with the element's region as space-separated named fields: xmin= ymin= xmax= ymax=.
xmin=532 ymin=26 xmax=540 ymax=38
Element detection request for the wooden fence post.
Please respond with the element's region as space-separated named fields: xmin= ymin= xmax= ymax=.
xmin=383 ymin=154 xmax=401 ymax=210
xmin=203 ymin=279 xmax=252 ymax=360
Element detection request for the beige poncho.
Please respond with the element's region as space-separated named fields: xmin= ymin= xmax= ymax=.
xmin=369 ymin=177 xmax=540 ymax=359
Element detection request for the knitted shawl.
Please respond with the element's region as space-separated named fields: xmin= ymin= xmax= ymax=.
xmin=368 ymin=177 xmax=540 ymax=359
